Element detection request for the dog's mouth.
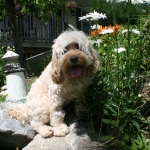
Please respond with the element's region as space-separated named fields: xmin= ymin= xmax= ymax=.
xmin=69 ymin=66 xmax=81 ymax=78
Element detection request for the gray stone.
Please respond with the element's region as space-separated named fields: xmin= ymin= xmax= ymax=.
xmin=23 ymin=134 xmax=66 ymax=150
xmin=0 ymin=102 xmax=35 ymax=149
xmin=0 ymin=102 xmax=104 ymax=150
xmin=23 ymin=119 xmax=104 ymax=150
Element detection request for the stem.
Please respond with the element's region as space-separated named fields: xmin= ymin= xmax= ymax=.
xmin=126 ymin=0 xmax=131 ymax=101
xmin=112 ymin=0 xmax=120 ymax=102
xmin=98 ymin=113 xmax=104 ymax=142
xmin=84 ymin=99 xmax=95 ymax=138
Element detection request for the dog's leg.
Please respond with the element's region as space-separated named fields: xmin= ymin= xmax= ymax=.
xmin=8 ymin=104 xmax=29 ymax=123
xmin=49 ymin=100 xmax=69 ymax=137
xmin=50 ymin=111 xmax=69 ymax=137
xmin=30 ymin=120 xmax=53 ymax=138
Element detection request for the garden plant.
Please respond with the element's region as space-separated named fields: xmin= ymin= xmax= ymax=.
xmin=79 ymin=0 xmax=150 ymax=149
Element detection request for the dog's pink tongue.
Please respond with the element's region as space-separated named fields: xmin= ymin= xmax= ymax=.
xmin=70 ymin=66 xmax=81 ymax=78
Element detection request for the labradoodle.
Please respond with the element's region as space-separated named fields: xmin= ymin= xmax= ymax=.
xmin=8 ymin=30 xmax=99 ymax=137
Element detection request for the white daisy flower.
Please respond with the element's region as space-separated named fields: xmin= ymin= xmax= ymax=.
xmin=90 ymin=39 xmax=103 ymax=44
xmin=132 ymin=29 xmax=140 ymax=34
xmin=78 ymin=16 xmax=88 ymax=21
xmin=95 ymin=39 xmax=103 ymax=44
xmin=106 ymin=0 xmax=145 ymax=4
xmin=114 ymin=47 xmax=126 ymax=53
xmin=122 ymin=29 xmax=140 ymax=35
xmin=79 ymin=10 xmax=106 ymax=21
xmin=122 ymin=29 xmax=128 ymax=34
xmin=88 ymin=11 xmax=107 ymax=20
xmin=90 ymin=24 xmax=100 ymax=29
xmin=100 ymin=29 xmax=114 ymax=34
xmin=131 ymin=0 xmax=145 ymax=4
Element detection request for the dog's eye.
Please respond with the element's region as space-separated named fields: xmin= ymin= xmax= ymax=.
xmin=65 ymin=46 xmax=68 ymax=50
xmin=76 ymin=44 xmax=79 ymax=49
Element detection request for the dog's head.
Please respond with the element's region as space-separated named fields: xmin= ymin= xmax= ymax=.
xmin=51 ymin=31 xmax=99 ymax=84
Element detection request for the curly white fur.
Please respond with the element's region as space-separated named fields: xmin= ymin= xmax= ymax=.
xmin=8 ymin=30 xmax=99 ymax=138
xmin=53 ymin=31 xmax=93 ymax=59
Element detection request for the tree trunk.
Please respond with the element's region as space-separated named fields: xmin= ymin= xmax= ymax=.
xmin=4 ymin=0 xmax=28 ymax=73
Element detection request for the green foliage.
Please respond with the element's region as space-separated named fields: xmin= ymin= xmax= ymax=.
xmin=20 ymin=0 xmax=61 ymax=21
xmin=0 ymin=96 xmax=6 ymax=102
xmin=0 ymin=0 xmax=62 ymax=22
xmin=27 ymin=55 xmax=52 ymax=76
xmin=89 ymin=0 xmax=150 ymax=25
xmin=130 ymin=134 xmax=150 ymax=150
xmin=123 ymin=134 xmax=150 ymax=150
xmin=80 ymin=1 xmax=150 ymax=149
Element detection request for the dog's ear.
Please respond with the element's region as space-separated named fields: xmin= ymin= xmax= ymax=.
xmin=51 ymin=53 xmax=65 ymax=84
xmin=86 ymin=47 xmax=99 ymax=78
xmin=51 ymin=69 xmax=65 ymax=84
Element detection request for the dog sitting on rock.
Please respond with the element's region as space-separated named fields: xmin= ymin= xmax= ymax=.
xmin=8 ymin=30 xmax=99 ymax=137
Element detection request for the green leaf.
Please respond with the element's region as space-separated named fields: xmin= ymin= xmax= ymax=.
xmin=123 ymin=109 xmax=136 ymax=114
xmin=131 ymin=120 xmax=140 ymax=131
xmin=122 ymin=133 xmax=129 ymax=141
xmin=118 ymin=125 xmax=124 ymax=132
xmin=102 ymin=119 xmax=118 ymax=127
xmin=100 ymin=135 xmax=114 ymax=142
xmin=108 ymin=107 xmax=118 ymax=116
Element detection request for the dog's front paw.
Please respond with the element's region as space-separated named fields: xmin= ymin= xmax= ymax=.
xmin=38 ymin=126 xmax=54 ymax=138
xmin=8 ymin=109 xmax=26 ymax=123
xmin=54 ymin=124 xmax=69 ymax=137
xmin=8 ymin=109 xmax=18 ymax=118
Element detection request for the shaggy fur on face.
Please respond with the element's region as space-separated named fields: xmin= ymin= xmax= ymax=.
xmin=8 ymin=31 xmax=99 ymax=137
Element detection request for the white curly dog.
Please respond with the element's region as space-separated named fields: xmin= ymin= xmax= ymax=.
xmin=8 ymin=30 xmax=99 ymax=138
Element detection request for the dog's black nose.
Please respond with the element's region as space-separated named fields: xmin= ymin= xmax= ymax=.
xmin=70 ymin=56 xmax=78 ymax=64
